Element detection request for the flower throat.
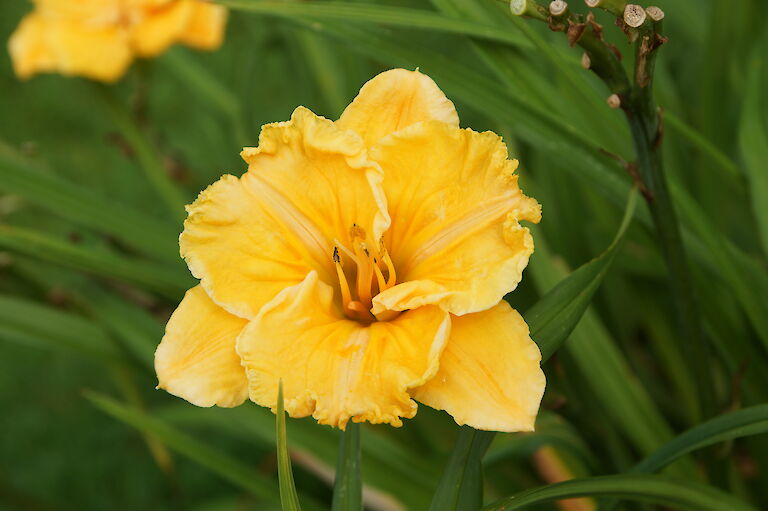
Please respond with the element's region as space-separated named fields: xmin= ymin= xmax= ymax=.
xmin=333 ymin=225 xmax=397 ymax=322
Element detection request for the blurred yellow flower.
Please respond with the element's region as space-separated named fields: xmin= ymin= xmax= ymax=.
xmin=8 ymin=0 xmax=227 ymax=82
xmin=155 ymin=69 xmax=545 ymax=432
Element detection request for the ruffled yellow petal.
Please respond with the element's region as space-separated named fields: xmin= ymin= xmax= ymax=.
xmin=130 ymin=0 xmax=192 ymax=57
xmin=178 ymin=1 xmax=227 ymax=50
xmin=370 ymin=121 xmax=540 ymax=316
xmin=33 ymin=0 xmax=121 ymax=25
xmin=337 ymin=68 xmax=460 ymax=147
xmin=155 ymin=286 xmax=249 ymax=408
xmin=8 ymin=12 xmax=132 ymax=82
xmin=236 ymin=272 xmax=450 ymax=429
xmin=413 ymin=302 xmax=545 ymax=432
xmin=182 ymin=107 xmax=388 ymax=319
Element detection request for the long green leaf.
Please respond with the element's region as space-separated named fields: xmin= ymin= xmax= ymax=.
xmin=216 ymin=0 xmax=532 ymax=49
xmin=0 ymin=225 xmax=191 ymax=299
xmin=86 ymin=392 xmax=325 ymax=511
xmin=163 ymin=50 xmax=249 ymax=147
xmin=331 ymin=423 xmax=362 ymax=511
xmin=632 ymin=405 xmax=768 ymax=475
xmin=738 ymin=50 xmax=768 ymax=255
xmin=525 ymin=188 xmax=638 ymax=360
xmin=482 ymin=475 xmax=755 ymax=511
xmin=601 ymin=405 xmax=768 ymax=511
xmin=86 ymin=392 xmax=281 ymax=503
xmin=0 ymin=294 xmax=120 ymax=360
xmin=0 ymin=147 xmax=178 ymax=262
xmin=10 ymin=257 xmax=162 ymax=370
xmin=160 ymin=405 xmax=437 ymax=510
xmin=277 ymin=383 xmax=302 ymax=511
xmin=98 ymin=87 xmax=188 ymax=224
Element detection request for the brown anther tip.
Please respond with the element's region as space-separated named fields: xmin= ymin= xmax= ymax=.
xmin=624 ymin=4 xmax=646 ymax=27
xmin=585 ymin=0 xmax=600 ymax=6
xmin=332 ymin=246 xmax=340 ymax=263
xmin=607 ymin=94 xmax=621 ymax=109
xmin=581 ymin=52 xmax=592 ymax=69
xmin=549 ymin=0 xmax=568 ymax=16
xmin=645 ymin=6 xmax=664 ymax=22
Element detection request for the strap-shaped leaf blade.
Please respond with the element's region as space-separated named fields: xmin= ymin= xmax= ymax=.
xmin=277 ymin=383 xmax=302 ymax=511
xmin=482 ymin=475 xmax=755 ymax=511
xmin=526 ymin=188 xmax=638 ymax=360
xmin=86 ymin=392 xmax=325 ymax=511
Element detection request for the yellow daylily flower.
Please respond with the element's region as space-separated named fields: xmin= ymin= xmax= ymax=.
xmin=8 ymin=0 xmax=227 ymax=82
xmin=155 ymin=69 xmax=546 ymax=432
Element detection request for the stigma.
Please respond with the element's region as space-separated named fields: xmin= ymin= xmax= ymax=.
xmin=333 ymin=226 xmax=397 ymax=322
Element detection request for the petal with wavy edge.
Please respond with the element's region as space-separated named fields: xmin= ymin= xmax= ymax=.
xmin=155 ymin=286 xmax=249 ymax=408
xmin=130 ymin=0 xmax=191 ymax=57
xmin=237 ymin=272 xmax=450 ymax=429
xmin=337 ymin=68 xmax=459 ymax=147
xmin=8 ymin=13 xmax=132 ymax=82
xmin=413 ymin=302 xmax=545 ymax=432
xmin=178 ymin=1 xmax=228 ymax=50
xmin=371 ymin=121 xmax=540 ymax=316
xmin=181 ymin=107 xmax=388 ymax=319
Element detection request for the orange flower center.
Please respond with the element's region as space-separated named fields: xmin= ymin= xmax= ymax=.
xmin=333 ymin=225 xmax=398 ymax=322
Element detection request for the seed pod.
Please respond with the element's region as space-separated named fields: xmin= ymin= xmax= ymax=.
xmin=549 ymin=0 xmax=568 ymax=16
xmin=581 ymin=52 xmax=592 ymax=69
xmin=623 ymin=4 xmax=647 ymax=27
xmin=645 ymin=6 xmax=665 ymax=22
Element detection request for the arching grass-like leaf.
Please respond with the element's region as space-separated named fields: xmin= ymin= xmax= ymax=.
xmin=276 ymin=383 xmax=302 ymax=511
xmin=0 ymin=144 xmax=178 ymax=262
xmin=601 ymin=405 xmax=768 ymax=510
xmin=525 ymin=188 xmax=638 ymax=360
xmin=0 ymin=294 xmax=120 ymax=361
xmin=216 ymin=0 xmax=533 ymax=49
xmin=482 ymin=475 xmax=755 ymax=511
xmin=0 ymin=225 xmax=191 ymax=299
xmin=86 ymin=392 xmax=324 ymax=511
xmin=632 ymin=404 xmax=768 ymax=474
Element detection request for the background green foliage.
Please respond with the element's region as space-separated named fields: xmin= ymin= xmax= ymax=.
xmin=1 ymin=0 xmax=767 ymax=509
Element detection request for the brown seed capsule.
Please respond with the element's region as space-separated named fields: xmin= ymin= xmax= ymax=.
xmin=581 ymin=52 xmax=592 ymax=69
xmin=623 ymin=4 xmax=646 ymax=27
xmin=645 ymin=6 xmax=665 ymax=22
xmin=510 ymin=0 xmax=527 ymax=15
xmin=549 ymin=0 xmax=568 ymax=16
xmin=607 ymin=94 xmax=621 ymax=109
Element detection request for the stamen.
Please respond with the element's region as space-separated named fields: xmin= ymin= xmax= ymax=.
xmin=373 ymin=260 xmax=388 ymax=292
xmin=334 ymin=248 xmax=353 ymax=311
xmin=381 ymin=250 xmax=397 ymax=288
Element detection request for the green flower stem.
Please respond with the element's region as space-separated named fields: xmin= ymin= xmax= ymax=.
xmin=428 ymin=427 xmax=495 ymax=511
xmin=624 ymin=25 xmax=712 ymax=421
xmin=97 ymin=86 xmax=188 ymax=225
xmin=513 ymin=2 xmax=711 ymax=421
xmin=331 ymin=422 xmax=362 ymax=511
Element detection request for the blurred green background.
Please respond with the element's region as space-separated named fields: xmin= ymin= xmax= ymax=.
xmin=1 ymin=0 xmax=767 ymax=510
